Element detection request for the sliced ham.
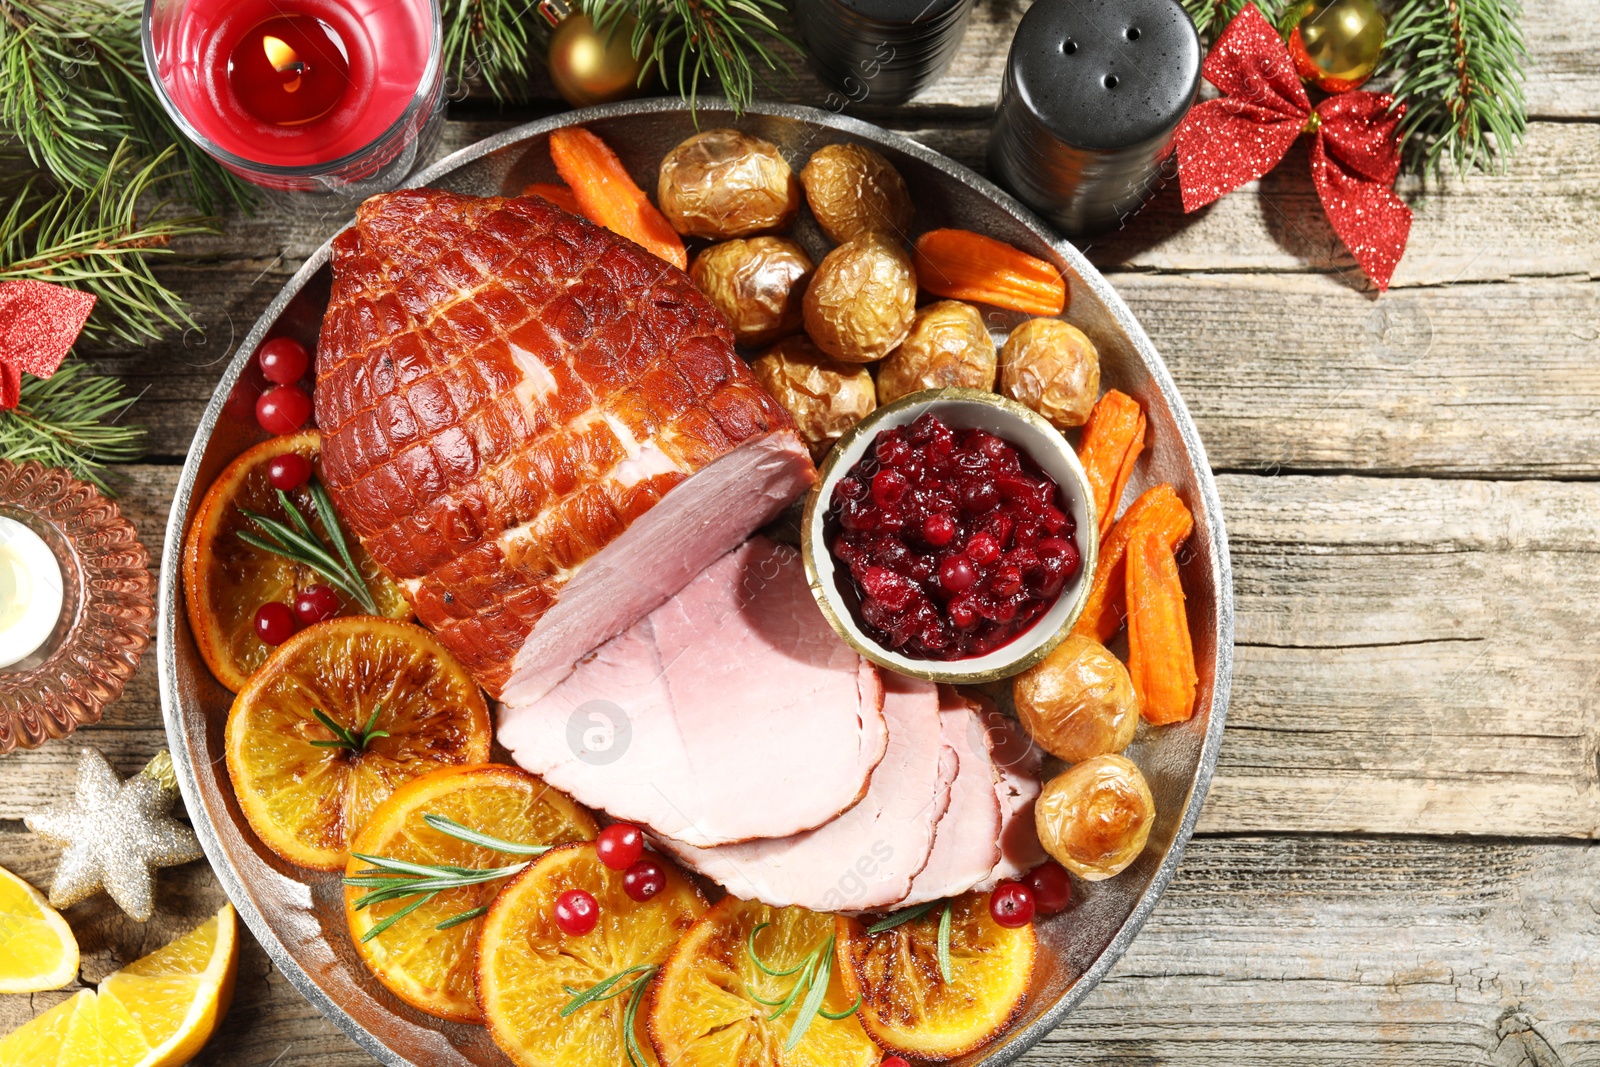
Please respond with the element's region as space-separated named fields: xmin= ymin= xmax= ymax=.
xmin=661 ymin=672 xmax=951 ymax=911
xmin=895 ymin=688 xmax=1004 ymax=907
xmin=315 ymin=189 xmax=816 ymax=699
xmin=974 ymin=707 xmax=1047 ymax=890
xmin=498 ymin=537 xmax=888 ymax=848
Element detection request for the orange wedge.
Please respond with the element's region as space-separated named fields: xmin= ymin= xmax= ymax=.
xmin=476 ymin=843 xmax=705 ymax=1067
xmin=183 ymin=430 xmax=411 ymax=693
xmin=649 ymin=898 xmax=881 ymax=1067
xmin=0 ymin=864 xmax=77 ymax=993
xmin=344 ymin=764 xmax=597 ymax=1022
xmin=225 ymin=616 xmax=491 ymax=871
xmin=835 ymin=892 xmax=1035 ymax=1061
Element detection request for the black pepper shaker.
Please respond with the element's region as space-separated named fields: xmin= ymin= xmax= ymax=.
xmin=795 ymin=0 xmax=976 ymax=108
xmin=988 ymin=0 xmax=1201 ymax=235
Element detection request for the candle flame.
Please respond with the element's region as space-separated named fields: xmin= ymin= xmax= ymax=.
xmin=262 ymin=34 xmax=304 ymax=92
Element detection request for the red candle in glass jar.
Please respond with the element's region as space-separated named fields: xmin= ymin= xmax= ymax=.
xmin=145 ymin=0 xmax=441 ymax=185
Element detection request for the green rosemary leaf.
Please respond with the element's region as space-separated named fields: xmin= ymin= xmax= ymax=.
xmin=359 ymin=892 xmax=435 ymax=942
xmin=866 ymin=901 xmax=936 ymax=934
xmin=785 ymin=937 xmax=832 ymax=1051
xmin=422 ymin=814 xmax=556 ymax=857
xmin=560 ymin=964 xmax=657 ymax=1017
xmin=310 ymin=480 xmax=378 ymax=613
xmin=937 ymin=902 xmax=953 ymax=983
xmin=747 ymin=922 xmax=809 ymax=978
xmin=434 ymin=906 xmax=489 ymax=931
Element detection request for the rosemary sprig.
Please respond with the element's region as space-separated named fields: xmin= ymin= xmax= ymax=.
xmin=309 ymin=706 xmax=389 ymax=752
xmin=867 ymin=900 xmax=955 ymax=983
xmin=745 ymin=923 xmax=859 ymax=1051
xmin=560 ymin=964 xmax=658 ymax=1067
xmin=342 ymin=816 xmax=557 ymax=942
xmin=237 ymin=478 xmax=380 ymax=614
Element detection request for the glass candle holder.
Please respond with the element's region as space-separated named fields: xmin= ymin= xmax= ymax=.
xmin=142 ymin=0 xmax=445 ymax=195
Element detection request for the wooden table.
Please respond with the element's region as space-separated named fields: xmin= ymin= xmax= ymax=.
xmin=4 ymin=3 xmax=1598 ymax=1062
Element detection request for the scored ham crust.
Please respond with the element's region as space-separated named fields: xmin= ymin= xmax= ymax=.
xmin=315 ymin=188 xmax=814 ymax=696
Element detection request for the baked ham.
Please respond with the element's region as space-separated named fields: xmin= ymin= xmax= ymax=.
xmin=497 ymin=537 xmax=889 ymax=848
xmin=314 ymin=189 xmax=815 ymax=698
xmin=662 ymin=672 xmax=954 ymax=912
xmin=976 ymin=710 xmax=1047 ymax=890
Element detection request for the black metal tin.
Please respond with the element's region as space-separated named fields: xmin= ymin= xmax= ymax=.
xmin=988 ymin=0 xmax=1201 ymax=235
xmin=794 ymin=0 xmax=976 ymax=107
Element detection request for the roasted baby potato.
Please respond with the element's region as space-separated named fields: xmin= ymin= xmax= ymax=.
xmin=802 ymin=232 xmax=917 ymax=363
xmin=799 ymin=143 xmax=915 ymax=244
xmin=876 ymin=300 xmax=997 ymax=404
xmin=752 ymin=336 xmax=877 ymax=460
xmin=1014 ymin=634 xmax=1139 ymax=763
xmin=1035 ymin=754 xmax=1154 ymax=881
xmin=999 ymin=318 xmax=1100 ymax=429
xmin=690 ymin=237 xmax=813 ymax=348
xmin=658 ymin=129 xmax=800 ymax=239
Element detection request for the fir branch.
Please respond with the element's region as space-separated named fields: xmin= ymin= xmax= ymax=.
xmin=0 ymin=360 xmax=144 ymax=492
xmin=1178 ymin=0 xmax=1284 ymax=38
xmin=0 ymin=143 xmax=215 ymax=345
xmin=442 ymin=0 xmax=540 ymax=103
xmin=581 ymin=0 xmax=795 ymax=113
xmin=0 ymin=0 xmax=251 ymax=213
xmin=1378 ymin=0 xmax=1527 ymax=176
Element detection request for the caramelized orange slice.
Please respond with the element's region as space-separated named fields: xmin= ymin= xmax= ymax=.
xmin=834 ymin=892 xmax=1035 ymax=1061
xmin=182 ymin=430 xmax=410 ymax=692
xmin=345 ymin=765 xmax=597 ymax=1022
xmin=476 ymin=843 xmax=705 ymax=1067
xmin=225 ymin=617 xmax=491 ymax=870
xmin=649 ymin=898 xmax=881 ymax=1067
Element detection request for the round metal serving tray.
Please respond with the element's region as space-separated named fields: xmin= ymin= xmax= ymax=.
xmin=158 ymin=98 xmax=1233 ymax=1067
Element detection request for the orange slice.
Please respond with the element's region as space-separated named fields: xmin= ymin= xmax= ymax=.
xmin=224 ymin=616 xmax=491 ymax=870
xmin=183 ymin=430 xmax=411 ymax=693
xmin=476 ymin=843 xmax=705 ymax=1067
xmin=649 ymin=898 xmax=881 ymax=1067
xmin=834 ymin=892 xmax=1035 ymax=1061
xmin=344 ymin=764 xmax=598 ymax=1022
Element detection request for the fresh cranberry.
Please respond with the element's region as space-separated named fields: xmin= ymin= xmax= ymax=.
xmin=257 ymin=337 xmax=310 ymax=385
xmin=1023 ymin=862 xmax=1073 ymax=915
xmin=596 ymin=823 xmax=645 ymax=870
xmin=623 ymin=858 xmax=667 ymax=902
xmin=554 ymin=889 xmax=599 ymax=935
xmin=256 ymin=384 xmax=312 ymax=435
xmin=990 ymin=882 xmax=1036 ymax=928
xmin=253 ymin=602 xmax=296 ymax=645
xmin=267 ymin=453 xmax=313 ymax=491
xmin=293 ymin=584 xmax=342 ymax=626
xmin=881 ymin=1058 xmax=912 ymax=1067
xmin=938 ymin=554 xmax=977 ymax=594
xmin=922 ymin=513 xmax=957 ymax=547
xmin=871 ymin=469 xmax=910 ymax=510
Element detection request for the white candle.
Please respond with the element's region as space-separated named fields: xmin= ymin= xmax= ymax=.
xmin=0 ymin=516 xmax=65 ymax=670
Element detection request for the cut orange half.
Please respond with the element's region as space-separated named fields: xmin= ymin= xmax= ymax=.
xmin=183 ymin=430 xmax=411 ymax=693
xmin=225 ymin=616 xmax=491 ymax=870
xmin=649 ymin=898 xmax=881 ymax=1067
xmin=345 ymin=764 xmax=598 ymax=1022
xmin=834 ymin=892 xmax=1035 ymax=1061
xmin=476 ymin=843 xmax=705 ymax=1067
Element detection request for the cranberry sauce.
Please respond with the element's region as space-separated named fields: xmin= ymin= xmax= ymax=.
xmin=826 ymin=412 xmax=1081 ymax=660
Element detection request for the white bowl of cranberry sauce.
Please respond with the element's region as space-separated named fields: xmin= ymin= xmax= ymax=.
xmin=801 ymin=388 xmax=1098 ymax=684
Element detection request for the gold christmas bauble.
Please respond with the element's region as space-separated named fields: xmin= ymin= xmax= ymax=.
xmin=547 ymin=13 xmax=655 ymax=108
xmin=1282 ymin=0 xmax=1386 ymax=93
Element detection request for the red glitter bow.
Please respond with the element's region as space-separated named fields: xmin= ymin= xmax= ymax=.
xmin=0 ymin=281 xmax=97 ymax=409
xmin=1174 ymin=3 xmax=1412 ymax=291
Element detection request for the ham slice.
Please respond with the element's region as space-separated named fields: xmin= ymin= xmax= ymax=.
xmin=315 ymin=189 xmax=815 ymax=698
xmin=661 ymin=672 xmax=952 ymax=911
xmin=975 ymin=708 xmax=1047 ymax=890
xmin=498 ymin=537 xmax=888 ymax=847
xmin=895 ymin=688 xmax=1005 ymax=907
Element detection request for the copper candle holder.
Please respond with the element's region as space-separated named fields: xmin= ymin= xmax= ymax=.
xmin=0 ymin=461 xmax=154 ymax=753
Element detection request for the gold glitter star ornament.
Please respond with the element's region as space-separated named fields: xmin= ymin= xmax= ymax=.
xmin=24 ymin=747 xmax=203 ymax=921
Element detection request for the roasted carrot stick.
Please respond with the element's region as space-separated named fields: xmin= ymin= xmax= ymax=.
xmin=912 ymin=229 xmax=1067 ymax=316
xmin=1077 ymin=390 xmax=1146 ymax=543
xmin=1126 ymin=527 xmax=1198 ymax=724
xmin=523 ymin=182 xmax=582 ymax=215
xmin=1072 ymin=483 xmax=1193 ymax=644
xmin=548 ymin=127 xmax=687 ymax=270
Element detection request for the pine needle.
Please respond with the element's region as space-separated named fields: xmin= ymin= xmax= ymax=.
xmin=0 ymin=142 xmax=216 ymax=345
xmin=441 ymin=0 xmax=540 ymax=103
xmin=1178 ymin=0 xmax=1285 ymax=39
xmin=1379 ymin=0 xmax=1527 ymax=176
xmin=0 ymin=360 xmax=144 ymax=492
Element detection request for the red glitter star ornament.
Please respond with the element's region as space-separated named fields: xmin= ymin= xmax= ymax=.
xmin=1174 ymin=3 xmax=1412 ymax=291
xmin=0 ymin=281 xmax=98 ymax=409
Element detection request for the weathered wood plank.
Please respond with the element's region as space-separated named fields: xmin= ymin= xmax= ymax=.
xmin=2 ymin=831 xmax=1593 ymax=1065
xmin=6 ymin=469 xmax=1597 ymax=842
